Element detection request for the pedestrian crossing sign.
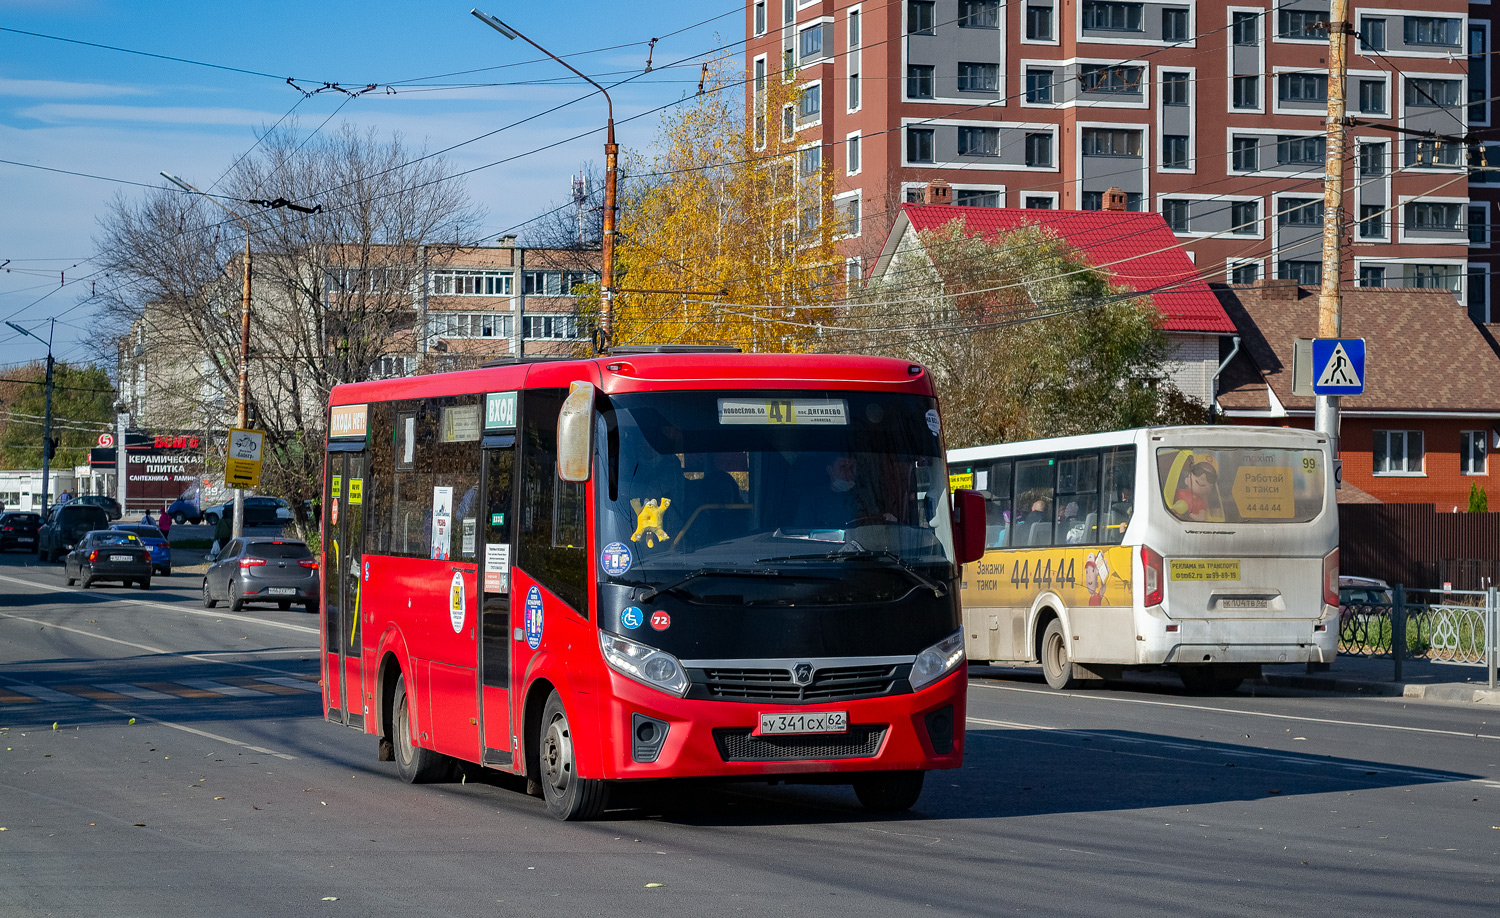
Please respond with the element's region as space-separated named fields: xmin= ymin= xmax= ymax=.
xmin=1310 ymin=338 xmax=1366 ymax=396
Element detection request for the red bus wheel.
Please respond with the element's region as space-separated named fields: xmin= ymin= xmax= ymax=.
xmin=538 ymin=691 xmax=608 ymax=820
xmin=392 ymin=674 xmax=454 ymax=784
xmin=853 ymin=770 xmax=925 ymax=812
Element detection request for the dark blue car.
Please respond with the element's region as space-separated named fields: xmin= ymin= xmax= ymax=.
xmin=111 ymin=523 xmax=172 ymax=576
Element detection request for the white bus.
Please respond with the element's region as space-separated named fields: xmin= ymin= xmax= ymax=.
xmin=948 ymin=426 xmax=1339 ymax=692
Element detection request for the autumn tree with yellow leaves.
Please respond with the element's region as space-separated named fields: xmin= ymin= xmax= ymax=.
xmin=602 ymin=59 xmax=847 ymax=351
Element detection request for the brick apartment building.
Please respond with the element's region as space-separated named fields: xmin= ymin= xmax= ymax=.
xmin=748 ymin=0 xmax=1494 ymax=319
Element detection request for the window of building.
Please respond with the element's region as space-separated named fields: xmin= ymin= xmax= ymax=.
xmin=955 ymin=189 xmax=1001 ymax=208
xmin=1405 ymin=16 xmax=1462 ymax=48
xmin=907 ymin=127 xmax=935 ymax=163
xmin=1373 ymin=430 xmax=1424 ymax=475
xmin=908 ymin=0 xmax=935 ymax=34
xmin=848 ymin=70 xmax=861 ymax=110
xmin=430 ymin=270 xmax=513 ymax=297
xmin=1079 ymin=64 xmax=1143 ymax=94
xmin=847 ymin=133 xmax=861 ymax=174
xmin=1359 ymin=265 xmax=1386 ymax=287
xmin=1358 ymin=204 xmax=1385 ymax=238
xmin=904 ymin=187 xmax=925 ymax=204
xmin=1359 ymin=143 xmax=1386 ymax=176
xmin=1232 ymin=75 xmax=1259 ymax=109
xmin=1278 ymin=198 xmax=1324 ymax=225
xmin=1358 ymin=79 xmax=1385 ymax=114
xmin=1462 ymin=431 xmax=1489 ymax=475
xmin=754 ymin=1 xmax=766 ymax=36
xmin=753 ymin=58 xmax=767 ymax=148
xmin=326 ymin=266 xmax=407 ymax=295
xmin=1025 ymin=132 xmax=1053 ymax=167
xmin=429 ymin=312 xmax=514 ymax=340
xmin=522 ymin=270 xmax=598 ymax=296
xmin=1411 ymin=264 xmax=1461 ymax=290
xmin=798 ymin=146 xmax=822 ymax=177
xmin=1026 ymin=4 xmax=1053 ymax=40
xmin=783 ymin=0 xmax=794 ymax=24
xmin=1161 ymin=71 xmax=1189 ymax=105
xmin=840 ymin=196 xmax=862 ymax=236
xmin=799 ymin=24 xmax=824 ymax=61
xmin=1280 ymin=8 xmax=1328 ymax=41
xmin=782 ymin=105 xmax=795 ymax=141
xmin=1233 ymin=11 xmax=1260 ymax=46
xmin=907 ymin=64 xmax=934 ymax=99
xmin=1162 ymin=135 xmax=1189 ymax=168
xmin=1278 ymin=260 xmax=1322 ymax=286
xmin=1407 ymin=139 xmax=1463 ymax=167
xmin=958 ymin=126 xmax=1000 ymax=156
xmin=1081 ymin=128 xmax=1142 ymax=156
xmin=1470 ymin=204 xmax=1488 ymax=245
xmin=1082 ymin=1 xmax=1143 ymax=31
xmin=1163 ymin=198 xmax=1190 ymax=232
xmin=1471 ymin=24 xmax=1489 ymax=124
xmin=1232 ymin=136 xmax=1259 ymax=172
xmin=1469 ymin=266 xmax=1490 ymax=321
xmin=849 ymin=8 xmax=860 ymax=46
xmin=1279 ymin=72 xmax=1328 ymax=103
xmin=959 ymin=0 xmax=1000 ymax=29
xmin=799 ymin=83 xmax=822 ymax=119
xmin=523 ymin=315 xmax=580 ymax=340
xmin=957 ymin=62 xmax=999 ymax=92
xmin=1231 ymin=200 xmax=1259 ymax=234
xmin=1361 ymin=17 xmax=1385 ymax=51
xmin=1406 ymin=201 xmax=1462 ymax=232
xmin=1026 ymin=68 xmax=1054 ymax=103
xmin=1162 ymin=7 xmax=1189 ymax=42
xmin=1231 ymin=262 xmax=1261 ymax=284
xmin=1024 ymin=195 xmax=1055 ymax=209
xmin=1406 ymin=78 xmax=1463 ymax=108
xmin=1277 ymin=135 xmax=1326 ymax=164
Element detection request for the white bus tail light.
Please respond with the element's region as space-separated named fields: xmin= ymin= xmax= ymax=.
xmin=1141 ymin=545 xmax=1164 ymax=607
xmin=1322 ymin=548 xmax=1339 ymax=607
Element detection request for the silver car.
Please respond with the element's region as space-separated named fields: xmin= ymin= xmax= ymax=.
xmin=201 ymin=538 xmax=319 ymax=611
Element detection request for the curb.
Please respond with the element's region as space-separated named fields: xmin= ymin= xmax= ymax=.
xmin=1262 ymin=672 xmax=1500 ymax=706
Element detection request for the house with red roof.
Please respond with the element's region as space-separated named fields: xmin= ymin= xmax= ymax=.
xmin=870 ymin=189 xmax=1235 ymax=407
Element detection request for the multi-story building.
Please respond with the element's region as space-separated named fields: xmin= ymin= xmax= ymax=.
xmin=749 ymin=1 xmax=1488 ymax=317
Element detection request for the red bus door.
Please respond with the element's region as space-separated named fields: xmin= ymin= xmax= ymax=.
xmin=478 ymin=439 xmax=516 ymax=767
xmin=324 ymin=450 xmax=367 ymax=729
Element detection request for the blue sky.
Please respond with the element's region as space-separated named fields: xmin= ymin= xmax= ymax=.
xmin=0 ymin=0 xmax=742 ymax=369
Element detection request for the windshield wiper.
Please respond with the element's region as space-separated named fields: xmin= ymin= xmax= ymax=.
xmin=754 ymin=549 xmax=948 ymax=597
xmin=637 ymin=567 xmax=784 ymax=602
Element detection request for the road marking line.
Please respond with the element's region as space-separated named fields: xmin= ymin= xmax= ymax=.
xmin=972 ymin=679 xmax=1500 ymax=741
xmin=217 ymin=675 xmax=314 ymax=695
xmin=0 ymin=572 xmax=317 ymax=635
xmin=176 ymin=679 xmax=267 ymax=698
xmin=97 ymin=683 xmax=181 ymax=702
xmin=138 ymin=681 xmax=223 ymax=699
xmin=52 ymin=685 xmax=133 ymax=702
xmin=0 ymin=688 xmax=40 ymax=704
xmin=5 ymin=682 xmax=81 ymax=704
xmin=258 ymin=675 xmax=319 ymax=690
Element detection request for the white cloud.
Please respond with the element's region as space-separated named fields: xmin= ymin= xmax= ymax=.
xmin=17 ymin=103 xmax=292 ymax=126
xmin=0 ymin=77 xmax=151 ymax=99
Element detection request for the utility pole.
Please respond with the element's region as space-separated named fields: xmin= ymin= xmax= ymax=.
xmin=1317 ymin=0 xmax=1351 ymax=458
xmin=7 ymin=320 xmax=55 ymax=514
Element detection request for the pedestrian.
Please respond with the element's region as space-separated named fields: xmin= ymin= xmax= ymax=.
xmin=212 ymin=505 xmax=232 ymax=557
xmin=158 ymin=503 xmax=172 ymax=538
xmin=57 ymin=490 xmax=71 ymax=505
xmin=141 ymin=509 xmax=156 ymax=528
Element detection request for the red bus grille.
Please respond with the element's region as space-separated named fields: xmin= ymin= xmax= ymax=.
xmin=696 ymin=664 xmax=905 ymax=703
xmin=712 ymin=725 xmax=887 ymax=762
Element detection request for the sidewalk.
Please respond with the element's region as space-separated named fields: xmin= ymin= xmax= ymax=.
xmin=1260 ymin=655 xmax=1500 ymax=706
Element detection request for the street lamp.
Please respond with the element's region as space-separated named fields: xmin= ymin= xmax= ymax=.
xmin=161 ymin=172 xmax=252 ymax=540
xmin=471 ymin=8 xmax=618 ymax=352
xmin=6 ymin=319 xmax=56 ymax=514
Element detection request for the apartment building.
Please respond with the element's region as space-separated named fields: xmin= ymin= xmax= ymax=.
xmin=748 ymin=0 xmax=1488 ymax=317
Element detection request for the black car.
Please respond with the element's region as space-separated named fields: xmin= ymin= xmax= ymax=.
xmin=202 ymin=538 xmax=319 ymax=611
xmin=71 ymin=495 xmax=123 ymax=520
xmin=37 ymin=504 xmax=112 ymax=562
xmin=0 ymin=512 xmax=42 ymax=551
xmin=64 ymin=530 xmax=152 ymax=589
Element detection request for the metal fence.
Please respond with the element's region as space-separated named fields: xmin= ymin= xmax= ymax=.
xmin=1338 ymin=585 xmax=1499 ymax=687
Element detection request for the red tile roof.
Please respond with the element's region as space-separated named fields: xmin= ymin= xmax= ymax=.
xmin=900 ymin=204 xmax=1235 ymax=333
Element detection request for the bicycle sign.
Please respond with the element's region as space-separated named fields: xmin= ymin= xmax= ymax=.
xmin=225 ymin=427 xmax=265 ymax=488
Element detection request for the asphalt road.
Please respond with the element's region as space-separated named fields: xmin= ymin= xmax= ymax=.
xmin=2 ymin=547 xmax=1498 ymax=918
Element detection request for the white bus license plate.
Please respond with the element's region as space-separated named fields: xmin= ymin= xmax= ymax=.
xmin=758 ymin=711 xmax=848 ymax=736
xmin=1221 ymin=598 xmax=1269 ymax=609
xmin=109 ymin=554 xmax=133 ymax=562
xmin=269 ymin=587 xmax=297 ymax=596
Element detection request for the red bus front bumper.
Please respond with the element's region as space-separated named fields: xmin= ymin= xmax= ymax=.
xmin=590 ymin=667 xmax=966 ymax=781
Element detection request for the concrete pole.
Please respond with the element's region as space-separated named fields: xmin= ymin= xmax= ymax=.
xmin=1316 ymin=0 xmax=1350 ymax=457
xmin=233 ymin=233 xmax=251 ymax=540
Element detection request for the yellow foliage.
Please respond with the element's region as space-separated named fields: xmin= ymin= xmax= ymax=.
xmin=606 ymin=58 xmax=844 ymax=352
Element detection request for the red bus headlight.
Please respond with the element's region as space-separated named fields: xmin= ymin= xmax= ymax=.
xmin=599 ymin=632 xmax=690 ymax=697
xmin=1141 ymin=545 xmax=1164 ymax=607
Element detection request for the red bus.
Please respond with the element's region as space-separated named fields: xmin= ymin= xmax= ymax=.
xmin=319 ymin=349 xmax=983 ymax=819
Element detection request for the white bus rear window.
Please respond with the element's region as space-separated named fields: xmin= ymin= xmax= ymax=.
xmin=1156 ymin=447 xmax=1325 ymax=524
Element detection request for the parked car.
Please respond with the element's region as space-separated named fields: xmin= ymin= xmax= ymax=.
xmin=37 ymin=504 xmax=111 ymax=562
xmin=0 ymin=511 xmax=42 ymax=551
xmin=72 ymin=495 xmax=123 ymax=521
xmin=111 ymin=523 xmax=172 ymax=576
xmin=167 ymin=497 xmax=202 ymax=525
xmin=64 ymin=529 xmax=152 ymax=590
xmin=202 ymin=496 xmax=283 ymax=527
xmin=1339 ymin=575 xmax=1393 ymax=606
xmin=202 ymin=538 xmax=319 ymax=611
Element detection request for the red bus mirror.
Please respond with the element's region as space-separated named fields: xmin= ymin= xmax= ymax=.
xmin=557 ymin=381 xmax=595 ymax=482
xmin=952 ymin=488 xmax=985 ymax=565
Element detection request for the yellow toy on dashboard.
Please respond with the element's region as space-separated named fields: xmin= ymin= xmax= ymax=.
xmin=630 ymin=497 xmax=672 ymax=548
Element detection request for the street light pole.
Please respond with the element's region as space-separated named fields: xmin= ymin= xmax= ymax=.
xmin=161 ymin=172 xmax=252 ymax=540
xmin=471 ymin=9 xmax=617 ymax=352
xmin=7 ymin=319 xmax=55 ymax=514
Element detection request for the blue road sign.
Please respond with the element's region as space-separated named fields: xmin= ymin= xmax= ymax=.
xmin=1310 ymin=338 xmax=1366 ymax=396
